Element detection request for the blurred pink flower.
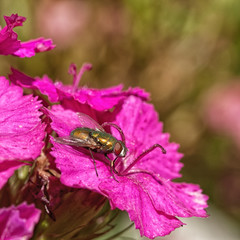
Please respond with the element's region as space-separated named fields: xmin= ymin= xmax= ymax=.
xmin=0 ymin=202 xmax=41 ymax=240
xmin=36 ymin=0 xmax=89 ymax=48
xmin=203 ymin=82 xmax=240 ymax=148
xmin=0 ymin=76 xmax=45 ymax=189
xmin=0 ymin=14 xmax=55 ymax=57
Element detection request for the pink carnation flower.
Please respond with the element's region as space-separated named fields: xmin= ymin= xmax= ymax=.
xmin=0 ymin=202 xmax=41 ymax=240
xmin=9 ymin=64 xmax=208 ymax=238
xmin=45 ymin=95 xmax=208 ymax=238
xmin=0 ymin=76 xmax=45 ymax=189
xmin=9 ymin=64 xmax=149 ymax=111
xmin=0 ymin=14 xmax=55 ymax=57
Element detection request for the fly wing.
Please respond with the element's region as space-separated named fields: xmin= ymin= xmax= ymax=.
xmin=54 ymin=136 xmax=98 ymax=148
xmin=76 ymin=112 xmax=105 ymax=132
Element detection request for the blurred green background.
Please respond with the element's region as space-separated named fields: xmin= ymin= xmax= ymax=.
xmin=1 ymin=0 xmax=240 ymax=239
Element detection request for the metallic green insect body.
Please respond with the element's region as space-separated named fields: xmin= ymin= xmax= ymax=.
xmin=55 ymin=114 xmax=128 ymax=181
xmin=70 ymin=127 xmax=127 ymax=157
xmin=55 ymin=112 xmax=166 ymax=182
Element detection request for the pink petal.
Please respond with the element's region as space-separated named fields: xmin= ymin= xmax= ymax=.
xmin=4 ymin=14 xmax=26 ymax=28
xmin=52 ymin=140 xmax=109 ymax=187
xmin=0 ymin=202 xmax=41 ymax=240
xmin=9 ymin=68 xmax=149 ymax=110
xmin=134 ymin=176 xmax=208 ymax=218
xmin=0 ymin=14 xmax=24 ymax=55
xmin=0 ymin=160 xmax=24 ymax=189
xmin=0 ymin=77 xmax=45 ymax=188
xmin=9 ymin=68 xmax=59 ymax=102
xmin=72 ymin=85 xmax=150 ymax=111
xmin=0 ymin=14 xmax=55 ymax=57
xmin=13 ymin=37 xmax=55 ymax=58
xmin=99 ymin=179 xmax=185 ymax=238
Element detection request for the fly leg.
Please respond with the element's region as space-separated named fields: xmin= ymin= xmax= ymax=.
xmin=119 ymin=169 xmax=163 ymax=185
xmin=122 ymin=144 xmax=166 ymax=175
xmin=101 ymin=122 xmax=126 ymax=144
xmin=104 ymin=154 xmax=119 ymax=182
xmin=89 ymin=149 xmax=98 ymax=177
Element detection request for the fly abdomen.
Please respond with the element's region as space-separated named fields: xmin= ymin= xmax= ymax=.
xmin=70 ymin=127 xmax=99 ymax=149
xmin=71 ymin=127 xmax=92 ymax=140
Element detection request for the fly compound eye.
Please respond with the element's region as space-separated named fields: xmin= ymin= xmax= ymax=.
xmin=114 ymin=142 xmax=123 ymax=156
